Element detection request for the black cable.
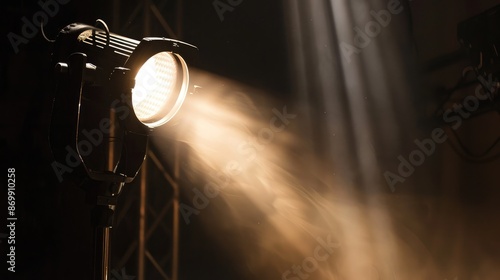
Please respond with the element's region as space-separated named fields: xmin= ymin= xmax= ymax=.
xmin=434 ymin=67 xmax=476 ymax=118
xmin=40 ymin=19 xmax=56 ymax=43
xmin=93 ymin=19 xmax=110 ymax=47
xmin=445 ymin=127 xmax=500 ymax=162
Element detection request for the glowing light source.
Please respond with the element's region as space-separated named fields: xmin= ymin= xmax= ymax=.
xmin=50 ymin=22 xmax=198 ymax=183
xmin=132 ymin=52 xmax=190 ymax=128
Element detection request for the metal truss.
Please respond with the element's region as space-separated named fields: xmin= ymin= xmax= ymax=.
xmin=112 ymin=0 xmax=181 ymax=38
xmin=109 ymin=2 xmax=183 ymax=279
xmin=112 ymin=147 xmax=180 ymax=280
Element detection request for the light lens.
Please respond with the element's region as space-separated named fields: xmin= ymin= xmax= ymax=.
xmin=132 ymin=52 xmax=189 ymax=128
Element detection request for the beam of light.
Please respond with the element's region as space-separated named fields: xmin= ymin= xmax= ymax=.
xmin=151 ymin=70 xmax=434 ymax=280
xmin=281 ymin=0 xmax=443 ymax=278
xmin=149 ymin=2 xmax=500 ymax=280
xmin=154 ymin=70 xmax=341 ymax=278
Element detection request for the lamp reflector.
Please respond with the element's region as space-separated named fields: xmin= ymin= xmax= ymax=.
xmin=132 ymin=51 xmax=188 ymax=128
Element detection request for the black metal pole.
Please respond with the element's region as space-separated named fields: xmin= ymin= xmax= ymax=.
xmin=92 ymin=205 xmax=114 ymax=280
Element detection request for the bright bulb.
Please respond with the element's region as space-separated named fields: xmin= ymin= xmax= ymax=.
xmin=132 ymin=51 xmax=189 ymax=128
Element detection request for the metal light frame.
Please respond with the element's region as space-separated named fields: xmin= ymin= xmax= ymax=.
xmin=49 ymin=20 xmax=197 ymax=280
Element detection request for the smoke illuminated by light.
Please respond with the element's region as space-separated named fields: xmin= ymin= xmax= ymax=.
xmin=151 ymin=70 xmax=460 ymax=280
xmin=151 ymin=0 xmax=500 ymax=277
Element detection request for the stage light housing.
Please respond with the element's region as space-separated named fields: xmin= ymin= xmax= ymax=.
xmin=49 ymin=22 xmax=198 ymax=184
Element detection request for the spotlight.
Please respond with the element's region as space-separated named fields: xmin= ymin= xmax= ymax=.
xmin=48 ymin=20 xmax=197 ymax=280
xmin=50 ymin=20 xmax=197 ymax=184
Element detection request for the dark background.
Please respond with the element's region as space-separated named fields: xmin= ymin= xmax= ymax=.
xmin=2 ymin=0 xmax=500 ymax=279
